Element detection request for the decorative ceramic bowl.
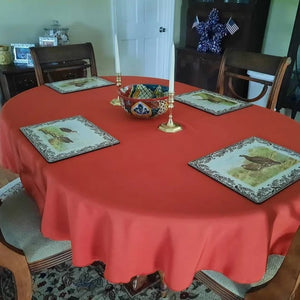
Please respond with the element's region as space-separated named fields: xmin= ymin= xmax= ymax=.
xmin=118 ymin=84 xmax=169 ymax=119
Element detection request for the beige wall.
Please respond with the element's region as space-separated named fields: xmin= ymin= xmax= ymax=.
xmin=0 ymin=0 xmax=297 ymax=75
xmin=262 ymin=0 xmax=298 ymax=56
xmin=174 ymin=0 xmax=183 ymax=45
xmin=0 ymin=0 xmax=114 ymax=75
xmin=0 ymin=0 xmax=183 ymax=75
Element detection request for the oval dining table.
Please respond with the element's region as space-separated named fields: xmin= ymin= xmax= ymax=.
xmin=0 ymin=75 xmax=299 ymax=292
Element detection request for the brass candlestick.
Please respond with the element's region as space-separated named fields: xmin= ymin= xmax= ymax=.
xmin=158 ymin=92 xmax=182 ymax=133
xmin=110 ymin=73 xmax=122 ymax=106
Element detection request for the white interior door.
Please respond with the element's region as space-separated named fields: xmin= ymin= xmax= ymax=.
xmin=111 ymin=0 xmax=174 ymax=79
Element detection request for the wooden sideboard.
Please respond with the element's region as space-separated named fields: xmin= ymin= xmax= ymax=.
xmin=0 ymin=64 xmax=37 ymax=106
xmin=176 ymin=0 xmax=271 ymax=90
xmin=175 ymin=48 xmax=221 ymax=91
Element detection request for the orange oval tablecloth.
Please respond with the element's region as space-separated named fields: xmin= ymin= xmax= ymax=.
xmin=0 ymin=76 xmax=299 ymax=291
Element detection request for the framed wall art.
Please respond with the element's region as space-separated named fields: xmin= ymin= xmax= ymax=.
xmin=39 ymin=36 xmax=58 ymax=47
xmin=11 ymin=43 xmax=35 ymax=64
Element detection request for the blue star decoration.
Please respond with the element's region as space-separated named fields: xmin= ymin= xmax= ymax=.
xmin=194 ymin=8 xmax=228 ymax=54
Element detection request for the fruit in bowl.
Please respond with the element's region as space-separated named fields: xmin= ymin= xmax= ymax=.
xmin=118 ymin=84 xmax=169 ymax=119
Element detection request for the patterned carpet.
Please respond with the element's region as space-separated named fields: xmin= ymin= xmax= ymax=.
xmin=0 ymin=261 xmax=221 ymax=300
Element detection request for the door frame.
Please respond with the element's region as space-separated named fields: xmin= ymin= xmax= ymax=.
xmin=110 ymin=0 xmax=175 ymax=79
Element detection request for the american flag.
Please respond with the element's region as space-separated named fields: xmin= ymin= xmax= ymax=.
xmin=192 ymin=16 xmax=200 ymax=29
xmin=226 ymin=17 xmax=239 ymax=35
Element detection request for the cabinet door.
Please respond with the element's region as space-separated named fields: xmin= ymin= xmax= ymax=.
xmin=176 ymin=48 xmax=221 ymax=91
xmin=276 ymin=2 xmax=300 ymax=118
xmin=12 ymin=72 xmax=37 ymax=95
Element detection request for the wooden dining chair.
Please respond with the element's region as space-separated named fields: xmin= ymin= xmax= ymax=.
xmin=195 ymin=226 xmax=300 ymax=300
xmin=0 ymin=169 xmax=72 ymax=299
xmin=216 ymin=48 xmax=292 ymax=110
xmin=30 ymin=42 xmax=98 ymax=86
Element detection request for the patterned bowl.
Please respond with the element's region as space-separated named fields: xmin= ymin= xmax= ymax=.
xmin=118 ymin=84 xmax=169 ymax=119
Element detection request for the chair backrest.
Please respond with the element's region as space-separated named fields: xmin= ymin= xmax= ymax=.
xmin=216 ymin=48 xmax=291 ymax=110
xmin=30 ymin=42 xmax=98 ymax=86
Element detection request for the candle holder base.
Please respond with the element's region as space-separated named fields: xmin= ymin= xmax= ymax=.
xmin=158 ymin=122 xmax=182 ymax=133
xmin=110 ymin=96 xmax=121 ymax=106
xmin=111 ymin=73 xmax=122 ymax=106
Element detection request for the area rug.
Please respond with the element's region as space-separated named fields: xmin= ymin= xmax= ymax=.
xmin=0 ymin=261 xmax=221 ymax=299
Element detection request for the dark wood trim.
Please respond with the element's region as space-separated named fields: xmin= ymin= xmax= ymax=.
xmin=0 ymin=64 xmax=37 ymax=105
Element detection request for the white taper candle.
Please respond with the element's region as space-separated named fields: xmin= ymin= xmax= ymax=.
xmin=114 ymin=34 xmax=120 ymax=74
xmin=169 ymin=43 xmax=175 ymax=93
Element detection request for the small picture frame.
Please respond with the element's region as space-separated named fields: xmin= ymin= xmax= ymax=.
xmin=11 ymin=43 xmax=35 ymax=64
xmin=26 ymin=53 xmax=34 ymax=67
xmin=39 ymin=36 xmax=58 ymax=47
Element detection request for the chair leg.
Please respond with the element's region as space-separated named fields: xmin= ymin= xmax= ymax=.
xmin=0 ymin=242 xmax=32 ymax=300
xmin=291 ymin=109 xmax=298 ymax=120
xmin=158 ymin=271 xmax=168 ymax=298
xmin=292 ymin=274 xmax=300 ymax=299
xmin=245 ymin=227 xmax=300 ymax=300
xmin=131 ymin=275 xmax=148 ymax=291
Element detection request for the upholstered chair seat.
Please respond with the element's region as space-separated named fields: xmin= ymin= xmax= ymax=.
xmin=197 ymin=255 xmax=284 ymax=299
xmin=0 ymin=177 xmax=72 ymax=299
